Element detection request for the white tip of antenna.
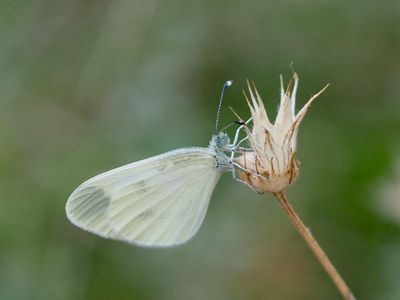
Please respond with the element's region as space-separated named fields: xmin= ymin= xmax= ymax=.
xmin=226 ymin=80 xmax=233 ymax=87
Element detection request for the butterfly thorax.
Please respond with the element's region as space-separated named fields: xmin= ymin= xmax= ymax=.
xmin=209 ymin=132 xmax=232 ymax=172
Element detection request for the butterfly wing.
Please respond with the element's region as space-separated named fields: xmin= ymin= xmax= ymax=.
xmin=65 ymin=147 xmax=222 ymax=247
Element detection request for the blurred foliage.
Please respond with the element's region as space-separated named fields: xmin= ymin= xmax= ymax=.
xmin=0 ymin=0 xmax=400 ymax=299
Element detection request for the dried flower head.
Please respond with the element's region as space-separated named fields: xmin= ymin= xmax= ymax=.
xmin=235 ymin=73 xmax=328 ymax=193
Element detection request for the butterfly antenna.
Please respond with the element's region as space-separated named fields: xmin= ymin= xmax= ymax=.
xmin=215 ymin=80 xmax=233 ymax=133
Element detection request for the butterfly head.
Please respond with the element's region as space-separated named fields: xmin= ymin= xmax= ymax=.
xmin=212 ymin=131 xmax=230 ymax=149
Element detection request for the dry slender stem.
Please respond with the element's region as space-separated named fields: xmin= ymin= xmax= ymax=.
xmin=273 ymin=192 xmax=356 ymax=300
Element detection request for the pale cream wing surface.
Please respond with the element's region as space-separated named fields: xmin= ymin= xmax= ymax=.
xmin=65 ymin=147 xmax=221 ymax=246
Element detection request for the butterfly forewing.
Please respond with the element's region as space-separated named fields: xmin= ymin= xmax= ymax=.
xmin=66 ymin=147 xmax=221 ymax=247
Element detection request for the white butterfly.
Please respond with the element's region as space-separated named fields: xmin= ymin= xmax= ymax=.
xmin=65 ymin=132 xmax=233 ymax=247
xmin=65 ymin=81 xmax=251 ymax=247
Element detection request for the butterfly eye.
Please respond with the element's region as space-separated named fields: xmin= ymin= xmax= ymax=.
xmin=215 ymin=132 xmax=230 ymax=148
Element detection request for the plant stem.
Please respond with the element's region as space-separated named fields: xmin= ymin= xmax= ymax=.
xmin=273 ymin=192 xmax=356 ymax=300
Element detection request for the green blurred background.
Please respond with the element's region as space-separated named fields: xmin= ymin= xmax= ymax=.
xmin=1 ymin=1 xmax=400 ymax=299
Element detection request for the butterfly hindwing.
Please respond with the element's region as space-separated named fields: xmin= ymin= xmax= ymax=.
xmin=66 ymin=147 xmax=221 ymax=247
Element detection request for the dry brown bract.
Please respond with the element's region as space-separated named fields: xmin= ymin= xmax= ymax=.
xmin=235 ymin=73 xmax=328 ymax=193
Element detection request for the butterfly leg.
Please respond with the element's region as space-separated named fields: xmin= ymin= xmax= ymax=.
xmin=225 ymin=117 xmax=252 ymax=160
xmin=230 ymin=136 xmax=252 ymax=160
xmin=232 ymin=146 xmax=253 ymax=152
xmin=230 ymin=117 xmax=252 ymax=149
xmin=231 ymin=162 xmax=267 ymax=194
